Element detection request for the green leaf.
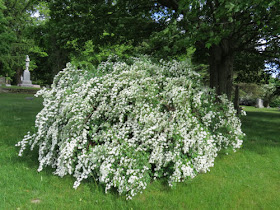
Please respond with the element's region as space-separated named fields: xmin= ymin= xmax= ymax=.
xmin=103 ymin=32 xmax=110 ymax=36
xmin=186 ymin=47 xmax=196 ymax=57
xmin=205 ymin=43 xmax=212 ymax=49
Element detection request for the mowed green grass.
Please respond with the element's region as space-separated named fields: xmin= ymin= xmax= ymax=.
xmin=0 ymin=93 xmax=279 ymax=209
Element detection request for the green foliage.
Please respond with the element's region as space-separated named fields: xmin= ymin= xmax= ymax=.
xmin=67 ymin=40 xmax=134 ymax=71
xmin=157 ymin=0 xmax=280 ymax=92
xmin=136 ymin=21 xmax=192 ymax=60
xmin=239 ymin=77 xmax=280 ymax=107
xmin=25 ymin=0 xmax=165 ymax=84
xmin=0 ymin=0 xmax=15 ymax=76
xmin=2 ymin=0 xmax=278 ymax=88
xmin=270 ymin=97 xmax=280 ymax=108
xmin=234 ymin=52 xmax=270 ymax=84
xmin=0 ymin=0 xmax=48 ymax=83
xmin=177 ymin=0 xmax=279 ymax=49
xmin=239 ymin=83 xmax=262 ymax=98
xmin=46 ymin=0 xmax=159 ymax=49
xmin=269 ymin=96 xmax=280 ymax=108
xmin=261 ymin=78 xmax=280 ymax=106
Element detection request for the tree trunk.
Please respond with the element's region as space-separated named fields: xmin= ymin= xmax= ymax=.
xmin=234 ymin=85 xmax=240 ymax=114
xmin=15 ymin=67 xmax=22 ymax=85
xmin=209 ymin=40 xmax=234 ymax=99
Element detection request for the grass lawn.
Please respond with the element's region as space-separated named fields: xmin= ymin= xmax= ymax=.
xmin=1 ymin=85 xmax=41 ymax=90
xmin=0 ymin=93 xmax=279 ymax=209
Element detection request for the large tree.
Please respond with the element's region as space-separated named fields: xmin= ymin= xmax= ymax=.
xmin=155 ymin=0 xmax=280 ymax=99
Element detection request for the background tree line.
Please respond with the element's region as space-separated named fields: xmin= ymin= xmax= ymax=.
xmin=0 ymin=0 xmax=279 ymax=103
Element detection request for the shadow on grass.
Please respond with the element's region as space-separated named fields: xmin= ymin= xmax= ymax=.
xmin=241 ymin=110 xmax=280 ymax=154
xmin=14 ymin=146 xmax=116 ymax=198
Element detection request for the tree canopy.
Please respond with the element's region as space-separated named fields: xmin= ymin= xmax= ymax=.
xmin=0 ymin=0 xmax=48 ymax=84
xmin=0 ymin=0 xmax=279 ymax=97
xmin=152 ymin=0 xmax=280 ymax=98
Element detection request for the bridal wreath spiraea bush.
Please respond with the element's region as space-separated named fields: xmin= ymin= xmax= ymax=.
xmin=16 ymin=58 xmax=245 ymax=199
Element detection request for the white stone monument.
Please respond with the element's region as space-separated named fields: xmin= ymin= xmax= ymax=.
xmin=20 ymin=55 xmax=33 ymax=87
xmin=256 ymin=98 xmax=264 ymax=108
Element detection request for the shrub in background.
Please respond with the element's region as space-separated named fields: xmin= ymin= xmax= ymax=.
xmin=270 ymin=96 xmax=280 ymax=108
xmin=16 ymin=57 xmax=245 ymax=199
xmin=238 ymin=83 xmax=262 ymax=106
xmin=261 ymin=82 xmax=280 ymax=107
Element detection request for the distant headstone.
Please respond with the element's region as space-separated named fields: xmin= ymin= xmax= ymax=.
xmin=20 ymin=55 xmax=33 ymax=87
xmin=256 ymin=98 xmax=264 ymax=108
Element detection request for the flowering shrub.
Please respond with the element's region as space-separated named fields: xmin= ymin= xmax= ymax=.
xmin=16 ymin=58 xmax=245 ymax=199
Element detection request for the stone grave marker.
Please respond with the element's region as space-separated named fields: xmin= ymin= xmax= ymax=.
xmin=20 ymin=55 xmax=33 ymax=87
xmin=256 ymin=98 xmax=264 ymax=108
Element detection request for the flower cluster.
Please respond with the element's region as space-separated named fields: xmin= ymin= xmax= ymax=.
xmin=16 ymin=58 xmax=245 ymax=199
